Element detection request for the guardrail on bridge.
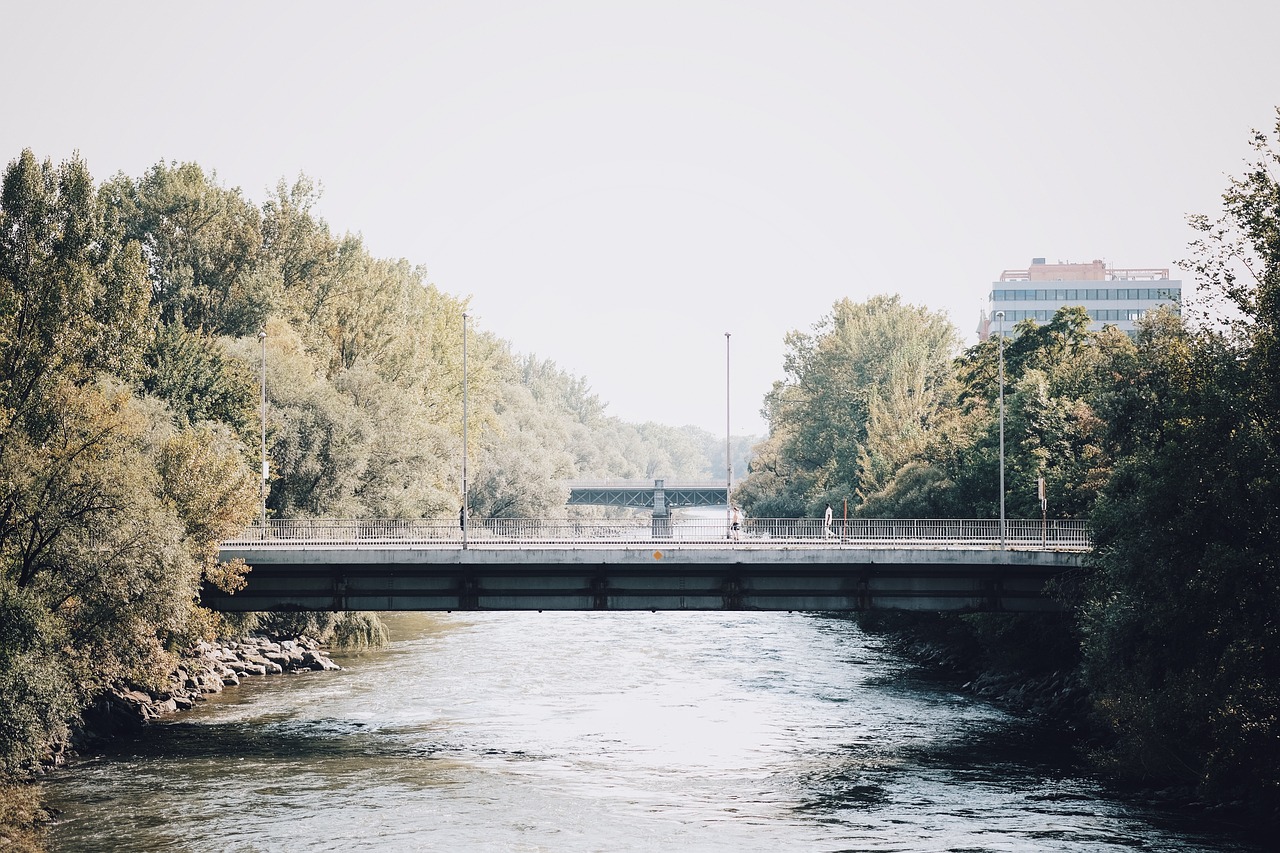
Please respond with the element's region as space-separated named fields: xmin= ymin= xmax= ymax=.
xmin=221 ymin=518 xmax=1091 ymax=551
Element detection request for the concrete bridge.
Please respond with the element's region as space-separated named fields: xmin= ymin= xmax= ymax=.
xmin=208 ymin=518 xmax=1088 ymax=614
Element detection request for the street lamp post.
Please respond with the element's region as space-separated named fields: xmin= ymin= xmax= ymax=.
xmin=725 ymin=331 xmax=732 ymax=539
xmin=258 ymin=329 xmax=267 ymax=538
xmin=997 ymin=310 xmax=1006 ymax=550
xmin=462 ymin=311 xmax=469 ymax=551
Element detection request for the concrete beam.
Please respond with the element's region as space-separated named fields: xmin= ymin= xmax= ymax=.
xmin=207 ymin=544 xmax=1081 ymax=613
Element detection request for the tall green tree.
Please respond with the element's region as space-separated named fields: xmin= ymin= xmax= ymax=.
xmin=858 ymin=306 xmax=1131 ymax=520
xmin=144 ymin=322 xmax=259 ymax=443
xmin=1080 ymin=113 xmax=1280 ymax=807
xmin=101 ymin=161 xmax=267 ymax=335
xmin=0 ymin=150 xmax=152 ymax=420
xmin=740 ymin=295 xmax=957 ymax=517
xmin=1 ymin=152 xmax=259 ymax=774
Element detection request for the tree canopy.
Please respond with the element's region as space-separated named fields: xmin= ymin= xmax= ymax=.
xmin=0 ymin=149 xmax=748 ymax=777
xmin=733 ymin=111 xmax=1280 ymax=816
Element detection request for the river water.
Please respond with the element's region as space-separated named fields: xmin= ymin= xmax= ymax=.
xmin=44 ymin=612 xmax=1261 ymax=852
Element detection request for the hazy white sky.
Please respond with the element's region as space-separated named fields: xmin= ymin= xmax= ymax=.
xmin=4 ymin=1 xmax=1278 ymax=435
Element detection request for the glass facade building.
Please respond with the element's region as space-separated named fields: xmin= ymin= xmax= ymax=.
xmin=979 ymin=258 xmax=1181 ymax=339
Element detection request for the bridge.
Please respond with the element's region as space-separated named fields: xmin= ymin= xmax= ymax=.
xmin=566 ymin=479 xmax=729 ymax=510
xmin=565 ymin=479 xmax=729 ymax=533
xmin=208 ymin=518 xmax=1089 ymax=614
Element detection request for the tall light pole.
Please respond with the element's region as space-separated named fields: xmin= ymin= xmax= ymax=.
xmin=462 ymin=311 xmax=469 ymax=551
xmin=725 ymin=331 xmax=732 ymax=538
xmin=258 ymin=329 xmax=267 ymax=537
xmin=997 ymin=310 xmax=1006 ymax=550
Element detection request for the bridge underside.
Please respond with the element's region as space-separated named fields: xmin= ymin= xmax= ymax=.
xmin=206 ymin=548 xmax=1074 ymax=613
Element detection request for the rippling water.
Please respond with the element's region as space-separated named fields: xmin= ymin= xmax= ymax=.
xmin=45 ymin=613 xmax=1259 ymax=852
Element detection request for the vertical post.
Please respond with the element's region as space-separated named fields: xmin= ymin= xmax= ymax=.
xmin=258 ymin=329 xmax=267 ymax=539
xmin=725 ymin=331 xmax=732 ymax=539
xmin=997 ymin=311 xmax=1006 ymax=550
xmin=1039 ymin=474 xmax=1047 ymax=547
xmin=462 ymin=311 xmax=469 ymax=551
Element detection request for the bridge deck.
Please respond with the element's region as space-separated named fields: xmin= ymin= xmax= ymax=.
xmin=211 ymin=520 xmax=1087 ymax=613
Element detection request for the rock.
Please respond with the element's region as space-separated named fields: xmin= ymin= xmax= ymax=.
xmin=68 ymin=634 xmax=344 ymax=764
xmin=299 ymin=650 xmax=340 ymax=671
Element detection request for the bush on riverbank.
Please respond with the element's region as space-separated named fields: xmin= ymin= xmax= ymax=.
xmin=0 ymin=631 xmax=345 ymax=852
xmin=220 ymin=612 xmax=390 ymax=652
xmin=0 ymin=782 xmax=50 ymax=851
xmin=856 ymin=610 xmax=1086 ymax=719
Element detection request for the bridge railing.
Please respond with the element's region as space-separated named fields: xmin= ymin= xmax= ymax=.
xmin=221 ymin=518 xmax=1091 ymax=551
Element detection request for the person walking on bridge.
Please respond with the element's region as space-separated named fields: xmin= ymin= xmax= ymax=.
xmin=823 ymin=503 xmax=834 ymax=538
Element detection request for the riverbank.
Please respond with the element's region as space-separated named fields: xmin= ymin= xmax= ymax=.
xmin=858 ymin=611 xmax=1279 ymax=837
xmin=69 ymin=635 xmax=341 ymax=752
xmin=0 ymin=782 xmax=48 ymax=853
xmin=1 ymin=635 xmax=342 ymax=850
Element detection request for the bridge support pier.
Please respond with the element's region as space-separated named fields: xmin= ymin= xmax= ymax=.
xmin=721 ymin=575 xmax=744 ymax=610
xmin=651 ymin=479 xmax=672 ymax=538
xmin=591 ymin=576 xmax=609 ymax=610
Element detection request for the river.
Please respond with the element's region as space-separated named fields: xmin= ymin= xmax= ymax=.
xmin=43 ymin=612 xmax=1262 ymax=852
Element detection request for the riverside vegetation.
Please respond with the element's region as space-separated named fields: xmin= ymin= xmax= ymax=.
xmin=0 ymin=150 xmax=748 ymax=847
xmin=3 ymin=111 xmax=1279 ymax=844
xmin=735 ymin=112 xmax=1280 ymax=824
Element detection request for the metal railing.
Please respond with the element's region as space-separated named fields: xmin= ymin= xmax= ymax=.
xmin=221 ymin=518 xmax=1091 ymax=551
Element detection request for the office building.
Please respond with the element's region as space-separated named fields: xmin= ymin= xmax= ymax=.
xmin=979 ymin=258 xmax=1181 ymax=339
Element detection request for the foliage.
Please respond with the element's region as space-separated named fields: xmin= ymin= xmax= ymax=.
xmin=857 ymin=307 xmax=1131 ymax=521
xmin=740 ymin=295 xmax=957 ymax=517
xmin=158 ymin=425 xmax=259 ymax=591
xmin=0 ymin=150 xmax=152 ymax=418
xmin=144 ymin=322 xmax=259 ymax=443
xmin=221 ymin=611 xmax=389 ymax=651
xmin=0 ymin=579 xmax=78 ymax=775
xmin=1079 ymin=112 xmax=1280 ymax=809
xmin=0 ymin=780 xmax=49 ymax=851
xmin=100 ymin=161 xmax=267 ymax=335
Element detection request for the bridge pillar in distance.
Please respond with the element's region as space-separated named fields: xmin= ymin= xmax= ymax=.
xmin=651 ymin=479 xmax=672 ymax=538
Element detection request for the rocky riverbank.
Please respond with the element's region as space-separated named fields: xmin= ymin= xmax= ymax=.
xmin=70 ymin=636 xmax=341 ymax=752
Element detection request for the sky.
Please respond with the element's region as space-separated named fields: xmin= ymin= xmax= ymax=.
xmin=4 ymin=1 xmax=1278 ymax=436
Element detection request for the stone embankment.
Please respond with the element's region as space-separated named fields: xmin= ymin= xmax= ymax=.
xmin=76 ymin=637 xmax=340 ymax=744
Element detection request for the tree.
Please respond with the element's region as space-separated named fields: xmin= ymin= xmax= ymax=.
xmin=101 ymin=161 xmax=267 ymax=335
xmin=144 ymin=322 xmax=259 ymax=444
xmin=0 ymin=150 xmax=152 ymax=421
xmin=1080 ymin=112 xmax=1280 ymax=809
xmin=742 ymin=295 xmax=957 ymax=517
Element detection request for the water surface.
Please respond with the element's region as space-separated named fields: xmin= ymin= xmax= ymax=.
xmin=45 ymin=612 xmax=1259 ymax=852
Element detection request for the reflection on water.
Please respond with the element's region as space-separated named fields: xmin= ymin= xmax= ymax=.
xmin=46 ymin=612 xmax=1261 ymax=852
